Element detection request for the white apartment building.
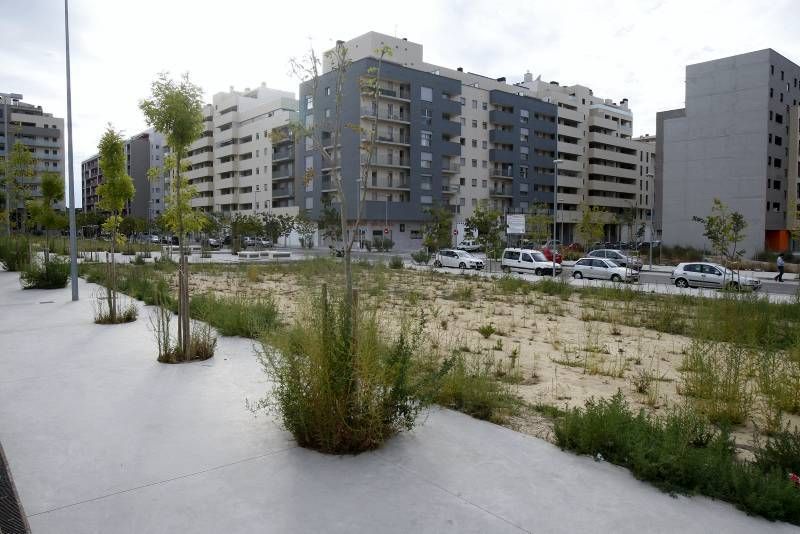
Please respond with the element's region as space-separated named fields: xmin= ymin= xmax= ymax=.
xmin=519 ymin=77 xmax=653 ymax=243
xmin=633 ymin=134 xmax=656 ymax=240
xmin=186 ymin=84 xmax=299 ymax=217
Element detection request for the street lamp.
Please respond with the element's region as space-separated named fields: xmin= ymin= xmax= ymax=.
xmin=64 ymin=0 xmax=79 ymax=300
xmin=552 ymin=159 xmax=564 ymax=277
xmin=645 ymin=172 xmax=654 ymax=271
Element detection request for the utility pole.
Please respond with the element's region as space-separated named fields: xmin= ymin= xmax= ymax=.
xmin=646 ymin=172 xmax=654 ymax=271
xmin=552 ymin=158 xmax=564 ymax=277
xmin=64 ymin=0 xmax=79 ymax=300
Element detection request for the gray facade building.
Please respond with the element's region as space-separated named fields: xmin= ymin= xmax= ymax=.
xmin=297 ymin=33 xmax=557 ymax=248
xmin=1 ymin=93 xmax=65 ymax=221
xmin=658 ymin=49 xmax=800 ymax=255
xmin=81 ymin=128 xmax=167 ymax=220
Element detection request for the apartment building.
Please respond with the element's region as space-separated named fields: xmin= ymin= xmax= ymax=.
xmin=658 ymin=49 xmax=800 ymax=255
xmin=81 ymin=128 xmax=167 ymax=220
xmin=633 ymin=134 xmax=656 ymax=239
xmin=299 ymin=32 xmax=557 ymax=249
xmin=519 ymin=78 xmax=653 ymax=244
xmin=1 ymin=93 xmax=65 ymax=220
xmin=186 ymin=84 xmax=298 ymax=216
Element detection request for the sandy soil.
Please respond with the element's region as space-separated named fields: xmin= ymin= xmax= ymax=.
xmin=179 ymin=265 xmax=799 ymax=451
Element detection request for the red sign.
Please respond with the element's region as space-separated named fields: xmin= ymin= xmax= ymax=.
xmin=453 ymin=229 xmax=458 ymax=235
xmin=384 ymin=227 xmax=389 ymax=235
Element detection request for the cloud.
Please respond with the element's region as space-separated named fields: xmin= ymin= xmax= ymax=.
xmin=2 ymin=0 xmax=798 ymax=205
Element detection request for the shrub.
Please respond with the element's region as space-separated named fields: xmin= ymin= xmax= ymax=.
xmin=0 ymin=235 xmax=31 ymax=271
xmin=372 ymin=237 xmax=394 ymax=252
xmin=93 ymin=289 xmax=138 ymax=324
xmin=755 ymin=427 xmax=800 ymax=476
xmin=535 ymin=278 xmax=573 ymax=299
xmin=149 ymin=286 xmax=216 ymax=364
xmin=477 ymin=324 xmax=496 ymax=339
xmin=496 ymin=275 xmax=532 ymax=295
xmin=190 ymin=292 xmax=279 ymax=338
xmin=435 ymin=352 xmax=521 ymax=424
xmin=20 ymin=257 xmax=70 ymax=289
xmin=251 ymin=288 xmax=446 ymax=454
xmin=388 ymin=255 xmax=403 ymax=269
xmin=554 ymin=392 xmax=800 ymax=524
xmin=410 ymin=249 xmax=431 ymax=265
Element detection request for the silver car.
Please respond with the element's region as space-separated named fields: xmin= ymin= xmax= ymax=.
xmin=572 ymin=258 xmax=639 ymax=283
xmin=587 ymin=249 xmax=643 ymax=270
xmin=671 ymin=262 xmax=761 ymax=290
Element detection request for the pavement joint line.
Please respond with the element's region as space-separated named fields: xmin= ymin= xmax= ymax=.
xmin=379 ymin=457 xmax=532 ymax=534
xmin=26 ymin=445 xmax=298 ymax=518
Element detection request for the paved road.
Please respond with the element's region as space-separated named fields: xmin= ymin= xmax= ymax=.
xmin=637 ymin=270 xmax=799 ymax=296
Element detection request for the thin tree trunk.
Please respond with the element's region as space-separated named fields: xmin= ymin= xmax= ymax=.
xmin=176 ymin=153 xmax=191 ymax=359
xmin=109 ymin=224 xmax=117 ymax=320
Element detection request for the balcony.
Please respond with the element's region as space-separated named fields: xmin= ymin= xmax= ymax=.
xmin=489 ymin=129 xmax=516 ymax=145
xmin=491 ymin=167 xmax=514 ymax=180
xmin=272 ymin=166 xmax=294 ymax=180
xmin=272 ymin=186 xmax=294 ymax=199
xmin=489 ymin=109 xmax=515 ymax=125
xmin=586 ymin=179 xmax=637 ymax=194
xmin=362 ymin=155 xmax=410 ymax=168
xmin=587 ymin=163 xmax=637 ymax=180
xmin=441 ymin=185 xmax=459 ymax=194
xmin=586 ymin=195 xmax=635 ymax=209
xmin=272 ymin=148 xmax=294 ymax=162
xmin=489 ymin=148 xmax=515 ymax=162
xmin=362 ymin=87 xmax=411 ymax=101
xmin=588 ymin=147 xmax=638 ymax=166
xmin=441 ymin=161 xmax=461 ymax=174
xmin=440 ymin=119 xmax=461 ymax=137
xmin=360 ymin=107 xmax=410 ymax=124
xmin=557 ymin=107 xmax=582 ymax=123
xmin=321 ymin=178 xmax=337 ymax=192
xmin=490 ymin=189 xmax=513 ymax=198
xmin=441 ymin=140 xmax=461 ymax=156
xmin=362 ymin=134 xmax=410 ymax=146
xmin=440 ymin=98 xmax=461 ymax=115
xmin=368 ymin=182 xmax=410 ymax=191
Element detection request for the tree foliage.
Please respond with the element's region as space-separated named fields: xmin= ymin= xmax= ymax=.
xmin=1 ymin=141 xmax=37 ymax=233
xmin=576 ymin=202 xmax=606 ymax=247
xmin=27 ymin=172 xmax=65 ymax=263
xmin=422 ymin=204 xmax=453 ymax=251
xmin=525 ymin=201 xmax=551 ymax=245
xmin=464 ymin=201 xmax=504 ymax=259
xmin=693 ymin=198 xmax=748 ymax=277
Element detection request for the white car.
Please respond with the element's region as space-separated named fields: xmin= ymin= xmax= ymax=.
xmin=501 ymin=248 xmax=561 ymax=276
xmin=456 ymin=240 xmax=481 ymax=252
xmin=670 ymin=262 xmax=761 ymax=290
xmin=434 ymin=249 xmax=484 ymax=270
xmin=572 ymin=257 xmax=639 ymax=283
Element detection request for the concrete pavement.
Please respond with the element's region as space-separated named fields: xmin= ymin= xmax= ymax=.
xmin=0 ymin=271 xmax=797 ymax=533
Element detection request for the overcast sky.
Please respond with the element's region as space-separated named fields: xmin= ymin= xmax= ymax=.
xmin=2 ymin=0 xmax=799 ymax=204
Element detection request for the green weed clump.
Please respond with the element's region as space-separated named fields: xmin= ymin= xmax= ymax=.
xmin=190 ymin=292 xmax=279 ymax=338
xmin=535 ymin=278 xmax=573 ymax=300
xmin=477 ymin=324 xmax=496 ymax=339
xmin=0 ymin=235 xmax=31 ymax=271
xmin=554 ymin=392 xmax=800 ymax=525
xmin=20 ymin=257 xmax=70 ymax=289
xmin=410 ymin=249 xmax=431 ymax=265
xmin=496 ymin=275 xmax=532 ymax=295
xmin=252 ymin=289 xmax=447 ymax=454
xmin=388 ymin=255 xmax=404 ymax=269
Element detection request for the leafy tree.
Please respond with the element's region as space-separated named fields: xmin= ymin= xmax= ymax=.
xmin=317 ymin=202 xmax=342 ymax=244
xmin=1 ymin=141 xmax=37 ymax=233
xmin=576 ymin=202 xmax=606 ymax=248
xmin=693 ymin=198 xmax=748 ymax=283
xmin=277 ymin=214 xmax=295 ymax=246
xmin=262 ymin=212 xmax=283 ymax=245
xmin=619 ymin=203 xmax=637 ymax=244
xmin=294 ymin=213 xmax=316 ymax=248
xmin=422 ymin=204 xmax=453 ymax=251
xmin=525 ymin=201 xmax=551 ymax=245
xmin=230 ymin=213 xmax=264 ymax=251
xmin=27 ymin=172 xmax=65 ymax=263
xmin=464 ymin=201 xmax=504 ymax=260
xmin=96 ymin=127 xmax=136 ymax=322
xmin=140 ymin=72 xmax=206 ymax=360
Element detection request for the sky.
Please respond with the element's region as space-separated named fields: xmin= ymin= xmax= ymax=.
xmin=2 ymin=0 xmax=799 ymax=205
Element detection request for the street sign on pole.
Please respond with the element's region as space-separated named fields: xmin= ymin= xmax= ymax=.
xmin=383 ymin=227 xmax=389 ymax=235
xmin=506 ymin=214 xmax=525 ymax=235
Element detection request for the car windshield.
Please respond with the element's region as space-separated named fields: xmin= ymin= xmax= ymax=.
xmin=531 ymin=252 xmax=547 ymax=262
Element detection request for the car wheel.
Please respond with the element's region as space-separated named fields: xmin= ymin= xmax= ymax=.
xmin=433 ymin=260 xmax=442 ymax=268
xmin=534 ymin=268 xmax=542 ymax=276
xmin=501 ymin=265 xmax=510 ymax=273
xmin=459 ymin=262 xmax=467 ymax=270
xmin=674 ymin=278 xmax=689 ymax=289
xmin=573 ymin=271 xmax=583 ymax=279
xmin=611 ymin=274 xmax=622 ymax=283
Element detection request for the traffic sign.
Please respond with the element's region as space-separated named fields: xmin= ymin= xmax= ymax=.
xmin=453 ymin=229 xmax=458 ymax=235
xmin=384 ymin=227 xmax=389 ymax=235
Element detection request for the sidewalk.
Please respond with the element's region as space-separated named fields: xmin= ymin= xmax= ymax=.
xmin=0 ymin=272 xmax=797 ymax=533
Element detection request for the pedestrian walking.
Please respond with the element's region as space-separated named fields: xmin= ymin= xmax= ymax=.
xmin=775 ymin=253 xmax=785 ymax=282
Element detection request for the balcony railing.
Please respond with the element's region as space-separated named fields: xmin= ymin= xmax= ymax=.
xmin=360 ymin=108 xmax=410 ymax=122
xmin=361 ymin=155 xmax=410 ymax=167
xmin=442 ymin=162 xmax=461 ymax=173
xmin=362 ymin=134 xmax=410 ymax=145
xmin=490 ymin=189 xmax=513 ymax=197
xmin=273 ymin=149 xmax=294 ymax=161
xmin=491 ymin=168 xmax=514 ymax=178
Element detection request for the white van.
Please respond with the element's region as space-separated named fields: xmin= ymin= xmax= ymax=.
xmin=501 ymin=248 xmax=561 ymax=276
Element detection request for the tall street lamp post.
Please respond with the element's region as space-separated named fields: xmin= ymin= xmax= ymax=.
xmin=552 ymin=158 xmax=564 ymax=277
xmin=64 ymin=0 xmax=79 ymax=300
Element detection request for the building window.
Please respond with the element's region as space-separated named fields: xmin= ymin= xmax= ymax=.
xmin=472 ymin=198 xmax=477 ymax=206
xmin=471 ymin=139 xmax=478 ymax=148
xmin=482 ymin=121 xmax=487 ymax=130
xmin=482 ymin=179 xmax=487 ymax=188
xmin=520 ymin=109 xmax=529 ymax=123
xmin=460 ymin=117 xmax=466 ymax=125
xmin=775 ymin=157 xmax=782 ymax=168
xmin=520 ymin=183 xmax=529 ymax=194
xmin=325 ymin=87 xmax=331 ymax=96
xmin=482 ymin=102 xmax=488 ymax=110
xmin=305 ymin=197 xmax=313 ymax=209
xmin=520 ymin=165 xmax=528 ymax=179
xmin=482 ymin=140 xmax=487 ymax=149
xmin=325 ymin=108 xmax=331 ymax=118
xmin=471 ymin=178 xmax=478 ymax=187
xmin=520 ymin=146 xmax=529 ymax=161
xmin=305 ymin=95 xmax=313 ymax=110
xmin=305 ymin=155 xmax=313 ymax=171
xmin=482 ymin=160 xmax=487 ymax=168
xmin=421 ymin=130 xmax=432 ymax=147
xmin=460 ymin=157 xmax=466 ymax=165
xmin=459 ymin=197 xmax=466 ymax=206
xmin=472 ymin=100 xmax=478 ymax=109
xmin=520 ymin=127 xmax=529 ymax=142
xmin=472 ymin=159 xmax=477 ymax=167
xmin=400 ymin=223 xmax=405 ymax=232
xmin=420 ymin=195 xmax=432 ymax=204
xmin=471 ymin=119 xmax=478 ymax=128
xmin=421 ymin=176 xmax=431 ymax=190
xmin=421 ymin=151 xmax=432 ymax=168
xmin=421 ymin=86 xmax=433 ymax=102
xmin=775 ymin=135 xmax=783 ymax=146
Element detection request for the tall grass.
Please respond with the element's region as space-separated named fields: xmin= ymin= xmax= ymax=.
xmin=0 ymin=235 xmax=31 ymax=271
xmin=554 ymin=392 xmax=800 ymax=524
xmin=190 ymin=293 xmax=279 ymax=338
xmin=20 ymin=257 xmax=70 ymax=289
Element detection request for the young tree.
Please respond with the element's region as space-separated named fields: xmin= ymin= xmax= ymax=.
xmin=422 ymin=204 xmax=453 ymax=252
xmin=619 ymin=203 xmax=637 ymax=244
xmin=294 ymin=213 xmax=316 ymax=248
xmin=576 ymin=202 xmax=605 ymax=248
xmin=693 ymin=198 xmax=748 ymax=283
xmin=316 ymin=202 xmax=342 ymax=244
xmin=1 ymin=141 xmax=37 ymax=233
xmin=140 ymin=73 xmax=205 ymax=360
xmin=230 ymin=213 xmax=264 ymax=251
xmin=26 ymin=172 xmax=65 ymax=263
xmin=525 ymin=201 xmax=551 ymax=246
xmin=464 ymin=201 xmax=504 ymax=260
xmin=96 ymin=127 xmax=135 ymax=322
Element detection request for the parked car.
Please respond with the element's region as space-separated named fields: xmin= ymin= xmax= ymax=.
xmin=572 ymin=258 xmax=639 ymax=283
xmin=587 ymin=249 xmax=643 ymax=270
xmin=456 ymin=240 xmax=481 ymax=252
xmin=258 ymin=237 xmax=273 ymax=248
xmin=541 ymin=246 xmax=563 ymax=264
xmin=242 ymin=236 xmax=256 ymax=248
xmin=501 ymin=248 xmax=561 ymax=276
xmin=203 ymin=237 xmax=220 ymax=249
xmin=434 ymin=249 xmax=484 ymax=270
xmin=670 ymin=262 xmax=761 ymax=290
xmin=149 ymin=235 xmax=160 ymax=244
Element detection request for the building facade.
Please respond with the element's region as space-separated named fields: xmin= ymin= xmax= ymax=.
xmin=519 ymin=78 xmax=653 ymax=244
xmin=658 ymin=49 xmax=800 ymax=255
xmin=1 ymin=93 xmax=65 ymax=219
xmin=298 ymin=32 xmax=558 ymax=249
xmin=186 ymin=84 xmax=298 ymax=216
xmin=81 ymin=128 xmax=167 ymax=221
xmin=633 ymin=134 xmax=656 ymax=240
